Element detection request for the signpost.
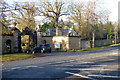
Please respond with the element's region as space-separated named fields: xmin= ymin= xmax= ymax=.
xmin=54 ymin=43 xmax=60 ymax=52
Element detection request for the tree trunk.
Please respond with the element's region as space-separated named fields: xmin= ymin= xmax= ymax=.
xmin=107 ymin=34 xmax=109 ymax=40
xmin=115 ymin=32 xmax=117 ymax=44
xmin=117 ymin=32 xmax=118 ymax=39
xmin=56 ymin=26 xmax=58 ymax=36
xmin=55 ymin=17 xmax=59 ymax=36
xmin=92 ymin=31 xmax=95 ymax=48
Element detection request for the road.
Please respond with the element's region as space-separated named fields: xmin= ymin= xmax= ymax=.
xmin=1 ymin=46 xmax=120 ymax=80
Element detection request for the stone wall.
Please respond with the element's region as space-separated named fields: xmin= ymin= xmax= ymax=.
xmin=2 ymin=36 xmax=14 ymax=53
xmin=2 ymin=30 xmax=20 ymax=53
xmin=69 ymin=37 xmax=81 ymax=50
xmin=38 ymin=36 xmax=81 ymax=50
xmin=41 ymin=36 xmax=53 ymax=48
xmin=37 ymin=32 xmax=53 ymax=48
xmin=80 ymin=39 xmax=120 ymax=49
xmin=81 ymin=40 xmax=91 ymax=49
xmin=94 ymin=39 xmax=120 ymax=47
xmin=0 ymin=23 xmax=2 ymax=54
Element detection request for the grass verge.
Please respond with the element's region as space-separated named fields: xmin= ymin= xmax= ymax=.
xmin=67 ymin=43 xmax=120 ymax=52
xmin=2 ymin=53 xmax=35 ymax=62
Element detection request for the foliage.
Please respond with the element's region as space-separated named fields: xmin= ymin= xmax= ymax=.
xmin=41 ymin=20 xmax=75 ymax=32
xmin=2 ymin=27 xmax=13 ymax=35
xmin=41 ymin=22 xmax=54 ymax=31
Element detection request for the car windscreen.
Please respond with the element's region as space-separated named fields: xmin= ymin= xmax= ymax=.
xmin=45 ymin=44 xmax=51 ymax=47
xmin=38 ymin=44 xmax=44 ymax=47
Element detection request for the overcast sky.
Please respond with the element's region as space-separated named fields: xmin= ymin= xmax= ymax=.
xmin=4 ymin=0 xmax=120 ymax=23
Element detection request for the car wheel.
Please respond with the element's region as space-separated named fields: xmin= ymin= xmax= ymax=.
xmin=49 ymin=50 xmax=51 ymax=53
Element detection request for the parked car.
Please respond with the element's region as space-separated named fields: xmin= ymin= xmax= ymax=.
xmin=32 ymin=44 xmax=52 ymax=54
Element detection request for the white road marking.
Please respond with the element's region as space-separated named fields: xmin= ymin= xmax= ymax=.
xmin=88 ymin=74 xmax=119 ymax=78
xmin=9 ymin=66 xmax=38 ymax=70
xmin=56 ymin=64 xmax=107 ymax=67
xmin=81 ymin=62 xmax=94 ymax=64
xmin=19 ymin=67 xmax=29 ymax=69
xmin=69 ymin=60 xmax=75 ymax=62
xmin=25 ymin=66 xmax=38 ymax=68
xmin=111 ymin=53 xmax=118 ymax=55
xmin=66 ymin=72 xmax=91 ymax=79
xmin=72 ymin=68 xmax=114 ymax=71
xmin=48 ymin=60 xmax=94 ymax=65
xmin=81 ymin=65 xmax=107 ymax=67
xmin=47 ymin=60 xmax=76 ymax=65
xmin=11 ymin=67 xmax=21 ymax=70
xmin=48 ymin=63 xmax=52 ymax=64
xmin=56 ymin=67 xmax=114 ymax=71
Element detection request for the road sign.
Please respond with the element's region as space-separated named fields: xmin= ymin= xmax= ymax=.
xmin=54 ymin=43 xmax=60 ymax=48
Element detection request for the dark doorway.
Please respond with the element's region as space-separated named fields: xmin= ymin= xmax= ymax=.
xmin=6 ymin=40 xmax=12 ymax=53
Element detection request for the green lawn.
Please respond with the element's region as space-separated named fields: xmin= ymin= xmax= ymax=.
xmin=2 ymin=53 xmax=34 ymax=62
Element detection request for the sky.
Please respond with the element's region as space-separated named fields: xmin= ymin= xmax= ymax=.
xmin=99 ymin=0 xmax=120 ymax=22
xmin=3 ymin=0 xmax=120 ymax=23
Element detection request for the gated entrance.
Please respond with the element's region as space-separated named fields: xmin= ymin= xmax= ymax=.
xmin=20 ymin=27 xmax=37 ymax=52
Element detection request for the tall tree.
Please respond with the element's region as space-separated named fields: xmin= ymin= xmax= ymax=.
xmin=69 ymin=2 xmax=84 ymax=34
xmin=38 ymin=0 xmax=70 ymax=36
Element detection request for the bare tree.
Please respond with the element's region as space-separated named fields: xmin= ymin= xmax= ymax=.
xmin=0 ymin=1 xmax=11 ymax=27
xmin=69 ymin=2 xmax=85 ymax=36
xmin=0 ymin=0 xmax=13 ymax=34
xmin=10 ymin=2 xmax=38 ymax=31
xmin=70 ymin=1 xmax=110 ymax=48
xmin=38 ymin=0 xmax=70 ymax=36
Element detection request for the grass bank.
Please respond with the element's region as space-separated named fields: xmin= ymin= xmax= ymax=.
xmin=67 ymin=43 xmax=120 ymax=52
xmin=2 ymin=53 xmax=35 ymax=62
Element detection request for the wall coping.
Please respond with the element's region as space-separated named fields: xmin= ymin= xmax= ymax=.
xmin=42 ymin=36 xmax=53 ymax=37
xmin=42 ymin=36 xmax=81 ymax=37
